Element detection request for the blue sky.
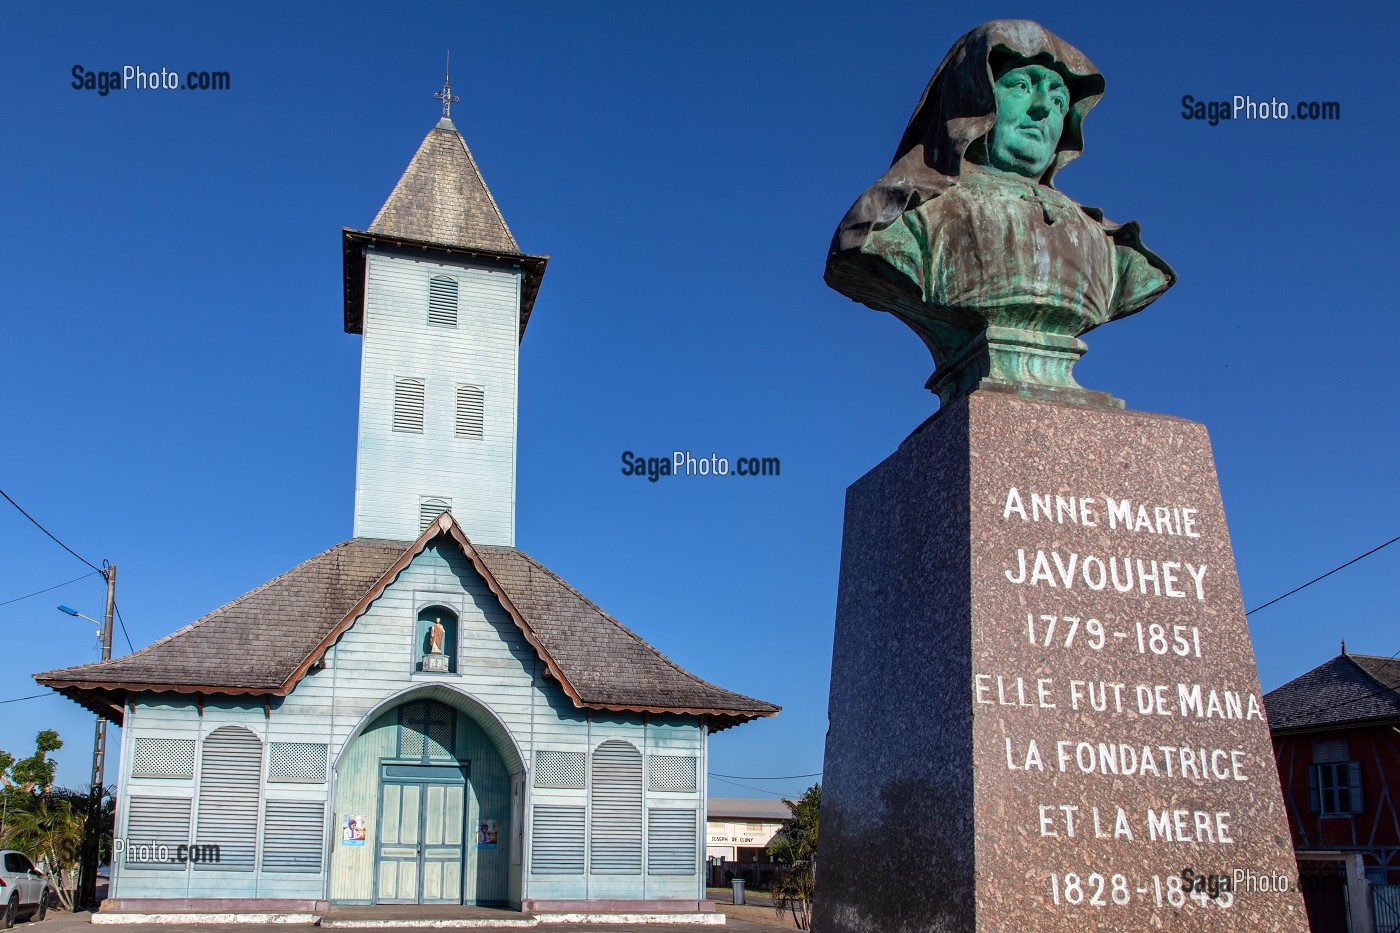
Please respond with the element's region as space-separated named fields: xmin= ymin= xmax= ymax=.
xmin=2 ymin=1 xmax=1396 ymax=800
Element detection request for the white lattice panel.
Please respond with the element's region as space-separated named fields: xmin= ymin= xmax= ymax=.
xmin=648 ymin=755 xmax=697 ymax=792
xmin=268 ymin=742 xmax=328 ymax=782
xmin=131 ymin=738 xmax=196 ymax=778
xmin=534 ymin=750 xmax=585 ymax=788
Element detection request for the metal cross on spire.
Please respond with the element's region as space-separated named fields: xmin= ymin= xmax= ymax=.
xmin=434 ymin=51 xmax=460 ymax=118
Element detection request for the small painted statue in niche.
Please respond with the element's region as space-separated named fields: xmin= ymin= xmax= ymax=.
xmin=428 ymin=617 xmax=445 ymax=655
xmin=825 ymin=20 xmax=1175 ymax=404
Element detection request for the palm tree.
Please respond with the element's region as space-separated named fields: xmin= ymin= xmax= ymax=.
xmin=768 ymin=784 xmax=820 ymax=930
xmin=5 ymin=797 xmax=83 ymax=912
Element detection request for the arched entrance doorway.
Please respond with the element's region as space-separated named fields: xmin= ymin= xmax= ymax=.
xmin=330 ymin=691 xmax=519 ymax=906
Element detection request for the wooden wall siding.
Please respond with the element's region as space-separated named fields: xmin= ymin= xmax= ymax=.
xmin=115 ymin=543 xmax=707 ymax=904
xmin=460 ymin=711 xmax=512 ymax=904
xmin=330 ymin=710 xmax=394 ymax=902
xmin=353 ymin=249 xmax=521 ymax=544
xmin=114 ymin=701 xmax=330 ymax=901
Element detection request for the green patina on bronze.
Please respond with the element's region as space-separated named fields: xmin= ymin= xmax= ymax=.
xmin=825 ymin=20 xmax=1175 ymax=407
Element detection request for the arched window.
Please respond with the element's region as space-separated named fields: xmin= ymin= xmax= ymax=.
xmin=194 ymin=726 xmax=262 ymax=871
xmin=428 ymin=275 xmax=459 ymax=326
xmin=417 ymin=605 xmax=458 ymax=674
xmin=589 ymin=739 xmax=643 ymax=874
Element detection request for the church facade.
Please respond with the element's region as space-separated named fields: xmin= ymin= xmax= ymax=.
xmin=36 ymin=111 xmax=776 ymax=915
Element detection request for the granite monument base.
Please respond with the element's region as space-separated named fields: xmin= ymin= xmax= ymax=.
xmin=814 ymin=390 xmax=1306 ymax=932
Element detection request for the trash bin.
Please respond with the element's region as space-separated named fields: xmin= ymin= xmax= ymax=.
xmin=731 ymin=877 xmax=746 ymax=905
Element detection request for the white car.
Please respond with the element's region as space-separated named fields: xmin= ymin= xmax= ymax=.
xmin=0 ymin=850 xmax=48 ymax=927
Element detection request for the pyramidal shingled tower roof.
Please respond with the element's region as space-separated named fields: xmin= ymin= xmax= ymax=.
xmin=368 ymin=116 xmax=520 ymax=255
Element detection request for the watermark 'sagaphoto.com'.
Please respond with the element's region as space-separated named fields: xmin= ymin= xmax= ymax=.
xmin=72 ymin=65 xmax=231 ymax=96
xmin=620 ymin=450 xmax=781 ymax=482
xmin=1181 ymin=94 xmax=1340 ymax=126
xmin=114 ymin=838 xmax=221 ymax=865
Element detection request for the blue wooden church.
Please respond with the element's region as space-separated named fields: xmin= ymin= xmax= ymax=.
xmin=36 ymin=106 xmax=777 ymax=917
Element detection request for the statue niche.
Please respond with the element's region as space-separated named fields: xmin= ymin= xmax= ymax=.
xmin=417 ymin=606 xmax=457 ymax=673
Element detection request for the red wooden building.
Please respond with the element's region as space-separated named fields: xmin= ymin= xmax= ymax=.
xmin=1266 ymin=649 xmax=1400 ymax=932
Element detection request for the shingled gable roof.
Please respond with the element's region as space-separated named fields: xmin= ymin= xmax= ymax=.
xmin=1263 ymin=652 xmax=1400 ymax=734
xmin=35 ymin=514 xmax=778 ymax=731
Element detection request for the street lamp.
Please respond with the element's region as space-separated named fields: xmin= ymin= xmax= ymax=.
xmin=54 ymin=562 xmax=115 ymax=912
xmin=57 ymin=606 xmax=103 ymax=639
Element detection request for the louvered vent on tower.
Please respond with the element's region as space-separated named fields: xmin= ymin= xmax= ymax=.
xmin=428 ymin=276 xmax=459 ymax=327
xmin=456 ymin=385 xmax=484 ymax=439
xmin=420 ymin=497 xmax=452 ymax=532
xmin=393 ymin=378 xmax=425 ymax=433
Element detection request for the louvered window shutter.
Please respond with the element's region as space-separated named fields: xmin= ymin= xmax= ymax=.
xmin=531 ymin=805 xmax=585 ymax=874
xmin=647 ymin=808 xmax=697 ymax=875
xmin=589 ymin=740 xmax=643 ymax=874
xmin=125 ymin=796 xmax=192 ymax=870
xmin=428 ymin=276 xmax=459 ymax=327
xmin=260 ymin=800 xmax=325 ymax=873
xmin=194 ymin=726 xmax=263 ymax=871
xmin=1313 ymin=739 xmax=1347 ymax=763
xmin=393 ymin=378 xmax=426 ymax=433
xmin=456 ymin=385 xmax=484 ymax=439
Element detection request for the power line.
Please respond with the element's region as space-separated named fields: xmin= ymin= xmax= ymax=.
xmin=0 ymin=486 xmax=131 ymax=654
xmin=0 ymin=488 xmax=106 ymax=576
xmin=1247 ymin=533 xmax=1400 ymax=616
xmin=0 ymin=571 xmax=101 ymax=609
xmin=0 ymin=694 xmax=52 ymax=706
xmin=710 ymin=771 xmax=821 ymax=781
xmin=708 ymin=774 xmax=805 ymax=798
xmin=113 ymin=602 xmax=135 ymax=654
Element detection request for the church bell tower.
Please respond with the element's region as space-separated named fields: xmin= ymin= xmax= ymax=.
xmin=342 ymin=78 xmax=546 ymax=544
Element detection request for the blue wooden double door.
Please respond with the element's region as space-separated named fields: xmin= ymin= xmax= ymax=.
xmin=375 ymin=699 xmax=471 ymax=905
xmin=376 ymin=762 xmax=469 ymax=904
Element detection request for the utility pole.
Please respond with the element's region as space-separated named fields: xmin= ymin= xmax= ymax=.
xmin=78 ymin=564 xmax=114 ymax=911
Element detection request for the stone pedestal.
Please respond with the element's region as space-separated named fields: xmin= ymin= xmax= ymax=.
xmin=814 ymin=390 xmax=1306 ymax=932
xmin=420 ymin=653 xmax=449 ymax=673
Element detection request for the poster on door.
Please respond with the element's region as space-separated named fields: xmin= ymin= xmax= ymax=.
xmin=476 ymin=818 xmax=498 ymax=849
xmin=342 ymin=814 xmax=367 ymax=846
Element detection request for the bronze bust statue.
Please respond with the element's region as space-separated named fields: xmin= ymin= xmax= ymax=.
xmin=826 ymin=20 xmax=1175 ymax=405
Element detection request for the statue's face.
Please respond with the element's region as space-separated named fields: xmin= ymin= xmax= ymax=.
xmin=986 ymin=63 xmax=1069 ymax=178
